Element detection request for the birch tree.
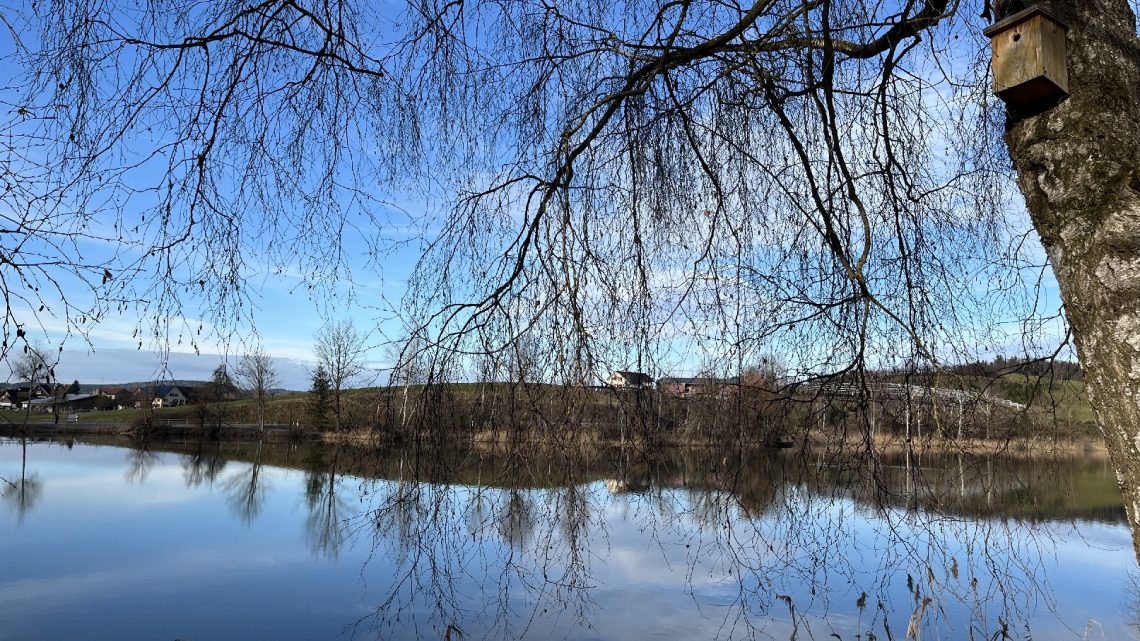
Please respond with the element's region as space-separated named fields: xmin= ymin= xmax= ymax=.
xmin=1001 ymin=0 xmax=1140 ymax=561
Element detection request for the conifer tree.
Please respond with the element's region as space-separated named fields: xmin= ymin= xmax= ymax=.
xmin=308 ymin=366 xmax=332 ymax=429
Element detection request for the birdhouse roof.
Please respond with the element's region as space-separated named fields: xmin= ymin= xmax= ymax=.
xmin=983 ymin=6 xmax=1069 ymax=38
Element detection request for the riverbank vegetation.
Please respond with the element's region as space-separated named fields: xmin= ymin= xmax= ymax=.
xmin=0 ymin=361 xmax=1098 ymax=454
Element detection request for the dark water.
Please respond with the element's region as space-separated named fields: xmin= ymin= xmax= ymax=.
xmin=0 ymin=437 xmax=1135 ymax=640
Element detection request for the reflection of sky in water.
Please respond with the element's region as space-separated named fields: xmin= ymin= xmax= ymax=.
xmin=0 ymin=439 xmax=1135 ymax=641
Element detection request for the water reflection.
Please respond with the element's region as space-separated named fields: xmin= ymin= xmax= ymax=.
xmin=181 ymin=440 xmax=227 ymax=487
xmin=497 ymin=488 xmax=535 ymax=548
xmin=338 ymin=444 xmax=1129 ymax=640
xmin=0 ymin=438 xmax=42 ymax=521
xmin=124 ymin=442 xmax=161 ymax=484
xmin=0 ymin=437 xmax=1133 ymax=641
xmin=222 ymin=440 xmax=271 ymax=523
xmin=304 ymin=445 xmax=352 ymax=559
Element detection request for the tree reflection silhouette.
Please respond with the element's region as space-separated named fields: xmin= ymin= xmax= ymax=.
xmin=1 ymin=438 xmax=43 ymax=522
xmin=124 ymin=442 xmax=161 ymax=484
xmin=497 ymin=488 xmax=536 ymax=550
xmin=304 ymin=445 xmax=354 ymax=559
xmin=222 ymin=440 xmax=271 ymax=524
xmin=181 ymin=440 xmax=228 ymax=488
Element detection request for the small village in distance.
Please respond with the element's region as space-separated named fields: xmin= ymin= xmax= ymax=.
xmin=0 ymin=382 xmax=232 ymax=416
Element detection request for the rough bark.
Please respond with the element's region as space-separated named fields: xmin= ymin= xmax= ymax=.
xmin=1004 ymin=0 xmax=1140 ymax=561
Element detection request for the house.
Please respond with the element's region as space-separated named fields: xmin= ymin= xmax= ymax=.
xmin=0 ymin=385 xmax=52 ymax=409
xmin=96 ymin=386 xmax=134 ymax=410
xmin=151 ymin=385 xmax=188 ymax=408
xmin=607 ymin=371 xmax=654 ymax=390
xmin=128 ymin=385 xmax=154 ymax=408
xmin=27 ymin=393 xmax=100 ymax=413
xmin=657 ymin=376 xmax=740 ymax=397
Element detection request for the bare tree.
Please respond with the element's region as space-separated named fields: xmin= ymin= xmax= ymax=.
xmin=9 ymin=344 xmax=51 ymax=386
xmin=388 ymin=332 xmax=428 ymax=387
xmin=235 ymin=347 xmax=280 ymax=433
xmin=387 ymin=332 xmax=427 ymax=428
xmin=5 ymin=344 xmax=55 ymax=428
xmin=315 ymin=320 xmax=367 ymax=432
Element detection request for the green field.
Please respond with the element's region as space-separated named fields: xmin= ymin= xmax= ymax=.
xmin=972 ymin=374 xmax=1096 ymax=434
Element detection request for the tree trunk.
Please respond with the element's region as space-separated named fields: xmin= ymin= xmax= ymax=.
xmin=1004 ymin=0 xmax=1140 ymax=562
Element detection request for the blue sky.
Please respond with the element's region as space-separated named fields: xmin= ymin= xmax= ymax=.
xmin=0 ymin=181 xmax=426 ymax=389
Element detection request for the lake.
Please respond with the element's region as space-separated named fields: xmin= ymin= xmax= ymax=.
xmin=0 ymin=437 xmax=1135 ymax=640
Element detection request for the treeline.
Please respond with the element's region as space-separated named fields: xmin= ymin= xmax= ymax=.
xmin=943 ymin=355 xmax=1083 ymax=380
xmin=139 ymin=383 xmax=799 ymax=448
xmin=302 ymin=382 xmax=1081 ymax=445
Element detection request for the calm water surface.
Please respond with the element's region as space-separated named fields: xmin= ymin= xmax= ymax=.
xmin=0 ymin=437 xmax=1135 ymax=640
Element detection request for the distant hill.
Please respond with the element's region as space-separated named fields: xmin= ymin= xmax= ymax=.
xmin=63 ymin=382 xmax=301 ymax=395
xmin=69 ymin=380 xmax=213 ymax=393
xmin=945 ymin=356 xmax=1083 ymax=381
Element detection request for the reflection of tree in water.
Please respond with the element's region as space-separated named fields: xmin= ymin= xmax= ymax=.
xmin=685 ymin=451 xmax=1059 ymax=640
xmin=496 ymin=488 xmax=535 ymax=549
xmin=544 ymin=480 xmax=599 ymax=629
xmin=124 ymin=442 xmax=161 ymax=484
xmin=181 ymin=440 xmax=227 ymax=488
xmin=334 ymin=443 xmax=1120 ymax=641
xmin=355 ymin=449 xmax=606 ymax=638
xmin=304 ymin=446 xmax=353 ymax=559
xmin=0 ymin=471 xmax=42 ymax=521
xmin=1 ymin=438 xmax=43 ymax=521
xmin=222 ymin=440 xmax=271 ymax=524
xmin=350 ymin=448 xmax=618 ymax=638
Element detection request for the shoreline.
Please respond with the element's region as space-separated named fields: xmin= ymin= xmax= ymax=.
xmin=816 ymin=432 xmax=1110 ymax=459
xmin=0 ymin=420 xmax=304 ymax=441
xmin=0 ymin=420 xmax=1111 ymax=460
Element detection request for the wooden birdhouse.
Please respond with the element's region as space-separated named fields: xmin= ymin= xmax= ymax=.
xmin=983 ymin=6 xmax=1069 ymax=106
